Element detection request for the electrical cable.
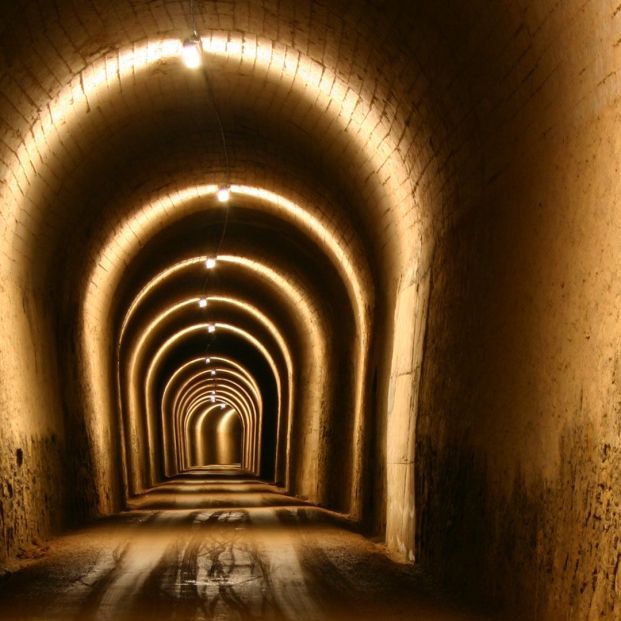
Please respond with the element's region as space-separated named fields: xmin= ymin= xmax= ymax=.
xmin=185 ymin=0 xmax=232 ymax=361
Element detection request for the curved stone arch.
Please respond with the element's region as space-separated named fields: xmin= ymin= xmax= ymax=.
xmin=177 ymin=378 xmax=259 ymax=472
xmin=137 ymin=323 xmax=285 ymax=494
xmin=121 ymin=294 xmax=291 ymax=417
xmin=171 ymin=367 xmax=262 ymax=414
xmin=160 ymin=356 xmax=263 ymax=476
xmin=172 ymin=369 xmax=262 ymax=466
xmin=115 ymin=186 xmax=370 ymax=343
xmin=163 ymin=358 xmax=262 ymax=418
xmin=120 ymin=295 xmax=289 ymax=478
xmin=183 ymin=392 xmax=251 ymax=471
xmin=121 ymin=295 xmax=292 ymax=489
xmin=181 ymin=385 xmax=255 ymax=472
xmin=116 ymin=255 xmax=328 ymax=499
xmin=103 ymin=187 xmax=368 ymax=501
xmin=182 ymin=389 xmax=254 ymax=472
xmin=173 ymin=369 xmax=262 ymax=441
xmin=0 ymin=7 xmax=434 ymax=551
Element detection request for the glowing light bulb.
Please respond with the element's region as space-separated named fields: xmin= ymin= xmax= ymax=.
xmin=198 ymin=298 xmax=207 ymax=308
xmin=210 ymin=396 xmax=216 ymax=403
xmin=181 ymin=37 xmax=202 ymax=69
xmin=205 ymin=357 xmax=211 ymax=364
xmin=205 ymin=257 xmax=216 ymax=269
xmin=220 ymin=403 xmax=225 ymax=410
xmin=217 ymin=186 xmax=231 ymax=203
xmin=210 ymin=370 xmax=216 ymax=376
xmin=207 ymin=324 xmax=216 ymax=333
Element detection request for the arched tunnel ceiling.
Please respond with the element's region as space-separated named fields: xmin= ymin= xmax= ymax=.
xmin=0 ymin=1 xmax=466 ymax=337
xmin=3 ymin=16 xmax=426 ymax=289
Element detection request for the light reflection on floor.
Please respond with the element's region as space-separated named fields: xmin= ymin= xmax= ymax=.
xmin=0 ymin=473 xmax=499 ymax=621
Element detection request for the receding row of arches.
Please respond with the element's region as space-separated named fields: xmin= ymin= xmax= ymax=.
xmin=4 ymin=2 xmax=615 ymax=618
xmin=2 ymin=3 xmax=424 ymax=572
xmin=111 ymin=181 xmax=367 ymax=513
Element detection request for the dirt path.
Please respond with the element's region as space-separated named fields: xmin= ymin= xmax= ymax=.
xmin=0 ymin=477 xmax=497 ymax=621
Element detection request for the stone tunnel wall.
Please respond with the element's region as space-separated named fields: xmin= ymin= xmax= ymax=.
xmin=415 ymin=1 xmax=621 ymax=618
xmin=0 ymin=285 xmax=67 ymax=563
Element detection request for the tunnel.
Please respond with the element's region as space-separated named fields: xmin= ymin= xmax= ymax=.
xmin=0 ymin=1 xmax=620 ymax=619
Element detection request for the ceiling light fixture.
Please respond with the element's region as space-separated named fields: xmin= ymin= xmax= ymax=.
xmin=198 ymin=297 xmax=207 ymax=308
xmin=207 ymin=324 xmax=216 ymax=333
xmin=205 ymin=357 xmax=211 ymax=364
xmin=205 ymin=257 xmax=216 ymax=269
xmin=220 ymin=403 xmax=225 ymax=410
xmin=217 ymin=185 xmax=231 ymax=203
xmin=210 ymin=370 xmax=216 ymax=376
xmin=181 ymin=35 xmax=202 ymax=69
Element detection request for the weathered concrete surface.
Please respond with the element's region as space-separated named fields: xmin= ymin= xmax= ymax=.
xmin=417 ymin=425 xmax=621 ymax=620
xmin=0 ymin=477 xmax=494 ymax=621
xmin=411 ymin=2 xmax=621 ymax=619
xmin=0 ymin=433 xmax=65 ymax=563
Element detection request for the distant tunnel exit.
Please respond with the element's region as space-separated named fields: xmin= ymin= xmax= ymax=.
xmin=191 ymin=407 xmax=243 ymax=468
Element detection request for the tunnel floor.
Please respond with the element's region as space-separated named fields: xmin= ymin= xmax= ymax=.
xmin=0 ymin=473 xmax=496 ymax=621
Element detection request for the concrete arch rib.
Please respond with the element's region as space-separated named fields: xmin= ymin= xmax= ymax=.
xmin=0 ymin=6 xmax=433 ymax=557
xmin=116 ymin=256 xmax=330 ymax=505
xmin=172 ymin=372 xmax=261 ymax=472
xmin=177 ymin=378 xmax=259 ymax=473
xmin=183 ymin=390 xmax=253 ymax=472
xmin=173 ymin=372 xmax=261 ymax=472
xmin=161 ymin=357 xmax=263 ymax=477
xmin=120 ymin=295 xmax=289 ymax=482
xmin=182 ymin=391 xmax=252 ymax=471
xmin=172 ymin=369 xmax=262 ymax=416
xmin=130 ymin=323 xmax=284 ymax=495
xmin=181 ymin=384 xmax=255 ymax=472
